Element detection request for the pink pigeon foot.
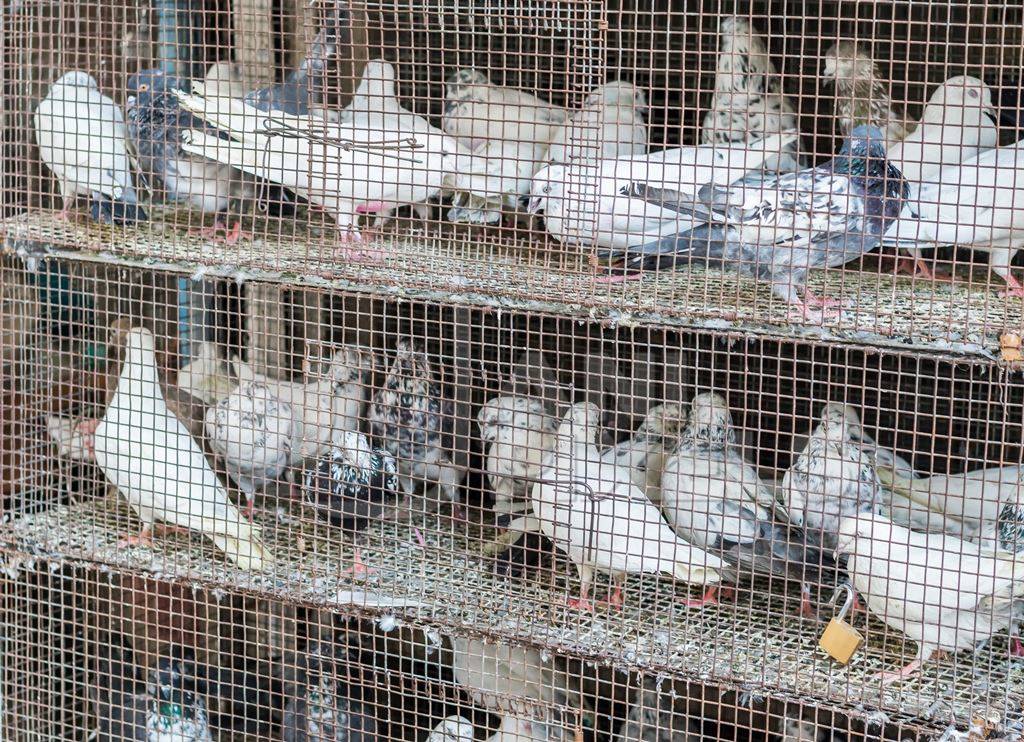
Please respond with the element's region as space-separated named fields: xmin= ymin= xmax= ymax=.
xmin=897 ymin=256 xmax=953 ymax=282
xmin=567 ymin=595 xmax=596 ymax=612
xmin=797 ymin=584 xmax=817 ymax=619
xmin=1012 ymin=637 xmax=1024 ymax=657
xmin=682 ymin=585 xmax=720 ymax=608
xmin=55 ymin=204 xmax=75 ymax=222
xmin=74 ymin=418 xmax=101 ymax=457
xmin=153 ymin=524 xmax=191 ymax=538
xmin=118 ymin=524 xmax=155 ymax=548
xmin=999 ymin=273 xmax=1024 ymax=298
xmin=342 ymin=548 xmax=377 ymax=580
xmin=603 ymin=584 xmax=624 ymax=609
xmin=412 ymin=527 xmax=426 ymax=548
xmin=872 ymin=658 xmax=924 ymax=686
xmin=240 ymin=500 xmax=255 ymax=523
xmin=594 ymin=271 xmax=643 ymax=284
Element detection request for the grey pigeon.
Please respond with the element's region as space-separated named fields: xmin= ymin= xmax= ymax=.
xmin=600 ymin=402 xmax=687 ymax=506
xmin=660 ymin=392 xmax=831 ymax=615
xmin=126 ymin=68 xmax=250 ymax=241
xmin=822 ymin=41 xmax=910 ymax=147
xmin=780 ymin=402 xmax=882 ymax=551
xmin=34 ymin=71 xmax=146 ymax=224
xmin=701 ymin=16 xmax=803 ymax=172
xmin=599 ymin=125 xmax=909 ymax=318
xmin=614 ymin=678 xmax=702 ymax=742
xmin=367 ymin=340 xmax=465 ymax=515
xmin=837 ymin=511 xmax=1024 ymax=684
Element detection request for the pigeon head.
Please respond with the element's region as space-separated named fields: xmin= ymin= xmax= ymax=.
xmin=433 ymin=715 xmax=476 ymax=742
xmin=147 ymin=654 xmax=204 ymax=725
xmin=821 ymin=41 xmax=878 ymax=85
xmin=54 ymin=70 xmax=98 ymax=90
xmin=557 ymin=402 xmax=602 ymax=445
xmin=635 ymin=402 xmax=687 ymax=440
xmin=528 ymin=164 xmax=564 ymax=212
xmin=835 ymin=510 xmax=892 ymax=557
xmin=924 ymin=75 xmax=997 ymax=130
xmin=446 ymin=68 xmax=490 ymax=97
xmin=356 ymin=59 xmax=398 ymax=100
xmin=388 ymin=340 xmax=435 ymax=382
xmin=203 ymin=61 xmax=242 ymax=87
xmin=586 ymin=81 xmax=648 ymax=114
xmin=685 ymin=392 xmax=734 ymax=445
xmin=305 ymin=343 xmax=377 ymax=386
xmin=477 ymin=396 xmax=549 ymax=442
xmin=127 ymin=68 xmax=189 ymax=103
xmin=816 ymin=402 xmax=860 ymax=443
xmin=718 ymin=15 xmax=751 ymax=39
xmin=821 ymin=402 xmax=867 ymax=442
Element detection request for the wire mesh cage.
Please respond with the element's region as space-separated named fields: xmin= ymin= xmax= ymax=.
xmin=4 ymin=0 xmax=1024 ymax=740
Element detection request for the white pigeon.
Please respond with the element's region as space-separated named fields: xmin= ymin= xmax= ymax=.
xmin=599 ymin=402 xmax=687 ymax=506
xmin=204 ymin=379 xmax=297 ymax=517
xmin=442 ymin=68 xmax=568 ymax=224
xmin=88 ymin=326 xmax=270 ymax=570
xmin=882 ymin=138 xmax=1024 ymax=296
xmin=837 ymin=511 xmax=1024 ymax=684
xmin=202 ymin=61 xmax=248 ymax=100
xmin=780 ymin=402 xmax=882 ymax=550
xmin=176 ymin=340 xmax=236 ymax=405
xmin=426 ymin=716 xmax=476 ymax=742
xmin=47 ymin=415 xmax=96 ymax=463
xmin=545 ymin=81 xmax=649 ymax=166
xmin=700 ymin=16 xmax=802 ymax=172
xmin=822 ymin=41 xmax=910 ymax=147
xmin=531 ymin=402 xmax=724 ymax=610
xmin=233 ymin=343 xmax=377 ymax=462
xmin=34 ymin=71 xmax=144 ymax=223
xmin=478 ymin=395 xmax=559 ymax=515
xmin=528 ymin=132 xmax=797 ymax=250
xmin=174 ymin=86 xmax=467 ymax=245
xmin=876 ymin=462 xmax=1024 ymax=526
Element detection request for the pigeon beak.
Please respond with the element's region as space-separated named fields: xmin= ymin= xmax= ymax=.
xmin=527 ymin=196 xmax=543 ymax=214
xmin=983 ymin=108 xmax=998 ymax=127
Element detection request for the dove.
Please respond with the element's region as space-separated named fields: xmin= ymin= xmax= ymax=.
xmin=46 ymin=414 xmax=96 ymax=462
xmin=532 ymin=402 xmax=724 ymax=610
xmin=478 ymin=395 xmax=559 ymax=514
xmin=202 ymin=61 xmax=247 ymax=100
xmin=659 ymin=393 xmax=829 ymax=615
xmin=837 ymin=510 xmax=1024 ymax=684
xmin=821 ymin=41 xmax=910 ymax=146
xmin=700 ymin=16 xmax=803 ymax=172
xmin=125 ymin=68 xmax=251 ymax=243
xmin=84 ymin=324 xmax=270 ymax=570
xmin=203 ymin=378 xmax=297 ymax=519
xmin=233 ymin=343 xmax=377 ymax=462
xmin=302 ymin=429 xmax=401 ymax=531
xmin=545 ymin=81 xmax=649 ymax=166
xmin=175 ymin=86 xmax=467 ymax=247
xmin=34 ymin=71 xmax=146 ymax=225
xmin=600 ymin=402 xmax=687 ymax=506
xmin=442 ymin=68 xmax=568 ymax=223
xmin=881 ymin=138 xmax=1024 ymax=297
xmin=426 ymin=716 xmax=476 ymax=742
xmin=598 ymin=125 xmax=909 ymax=318
xmin=367 ymin=340 xmax=466 ymax=516
xmin=528 ymin=132 xmax=798 ymax=251
xmin=780 ymin=402 xmax=882 ymax=551
xmin=176 ymin=340 xmax=236 ymax=405
xmin=614 ymin=679 xmax=701 ymax=742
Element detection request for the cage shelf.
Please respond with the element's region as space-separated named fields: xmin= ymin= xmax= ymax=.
xmin=3 ymin=212 xmax=1022 ymax=363
xmin=3 ymin=494 xmax=1021 ymax=737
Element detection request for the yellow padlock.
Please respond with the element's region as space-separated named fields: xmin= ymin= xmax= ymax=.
xmin=818 ymin=584 xmax=864 ymax=665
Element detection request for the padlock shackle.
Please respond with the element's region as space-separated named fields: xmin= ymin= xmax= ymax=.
xmin=828 ymin=583 xmax=857 ymax=621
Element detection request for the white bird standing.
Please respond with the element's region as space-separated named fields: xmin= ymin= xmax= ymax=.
xmin=701 ymin=16 xmax=802 ymax=172
xmin=532 ymin=402 xmax=724 ymax=611
xmin=885 ymin=75 xmax=999 ymax=278
xmin=173 ymin=85 xmax=466 ymax=248
xmin=545 ymin=81 xmax=649 ymax=166
xmin=34 ymin=71 xmax=146 ymax=224
xmin=442 ymin=68 xmax=568 ymax=224
xmin=780 ymin=403 xmax=881 ymax=550
xmin=822 ymin=41 xmax=910 ymax=147
xmin=882 ymin=138 xmax=1024 ymax=297
xmin=84 ymin=325 xmax=270 ymax=570
xmin=528 ymin=133 xmax=798 ymax=251
xmin=837 ymin=511 xmax=1024 ymax=684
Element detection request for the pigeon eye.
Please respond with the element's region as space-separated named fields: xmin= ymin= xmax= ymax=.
xmin=542 ymin=185 xmax=551 ymax=195
xmin=967 ymin=88 xmax=978 ymax=99
xmin=137 ymin=83 xmax=149 ymax=92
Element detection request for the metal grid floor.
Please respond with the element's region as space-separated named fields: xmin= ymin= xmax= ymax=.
xmin=3 ymin=212 xmax=1022 ymax=360
xmin=3 ymin=495 xmax=1022 ymax=736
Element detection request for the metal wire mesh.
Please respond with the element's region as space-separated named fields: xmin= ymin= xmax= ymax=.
xmin=4 ymin=1 xmax=1024 ymax=739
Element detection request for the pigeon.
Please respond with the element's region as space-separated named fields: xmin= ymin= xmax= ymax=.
xmin=837 ymin=510 xmax=1024 ymax=684
xmin=477 ymin=395 xmax=559 ymax=514
xmin=368 ymin=340 xmax=465 ymax=515
xmin=176 ymin=340 xmax=236 ymax=405
xmin=84 ymin=324 xmax=271 ymax=570
xmin=245 ymin=0 xmax=352 ymax=115
xmin=659 ymin=392 xmax=829 ymax=615
xmin=598 ymin=125 xmax=909 ymax=318
xmin=545 ymin=81 xmax=649 ymax=166
xmin=780 ymin=402 xmax=882 ymax=551
xmin=532 ymin=402 xmax=725 ymax=610
xmin=426 ymin=716 xmax=476 ymax=742
xmin=528 ymin=132 xmax=798 ymax=250
xmin=302 ymin=429 xmax=401 ymax=530
xmin=233 ymin=343 xmax=377 ymax=462
xmin=281 ymin=643 xmax=380 ymax=742
xmin=442 ymin=68 xmax=568 ymax=224
xmin=46 ymin=414 xmax=96 ymax=462
xmin=700 ymin=16 xmax=802 ymax=172
xmin=600 ymin=402 xmax=687 ymax=506
xmin=204 ymin=378 xmax=297 ymax=517
xmin=821 ymin=41 xmax=910 ymax=146
xmin=175 ymin=86 xmax=467 ymax=246
xmin=881 ymin=138 xmax=1024 ymax=297
xmin=125 ymin=68 xmax=250 ymax=242
xmin=614 ymin=679 xmax=702 ymax=742
xmin=885 ymin=76 xmax=999 ymax=278
xmin=202 ymin=61 xmax=247 ymax=100
xmin=34 ymin=71 xmax=146 ymax=225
